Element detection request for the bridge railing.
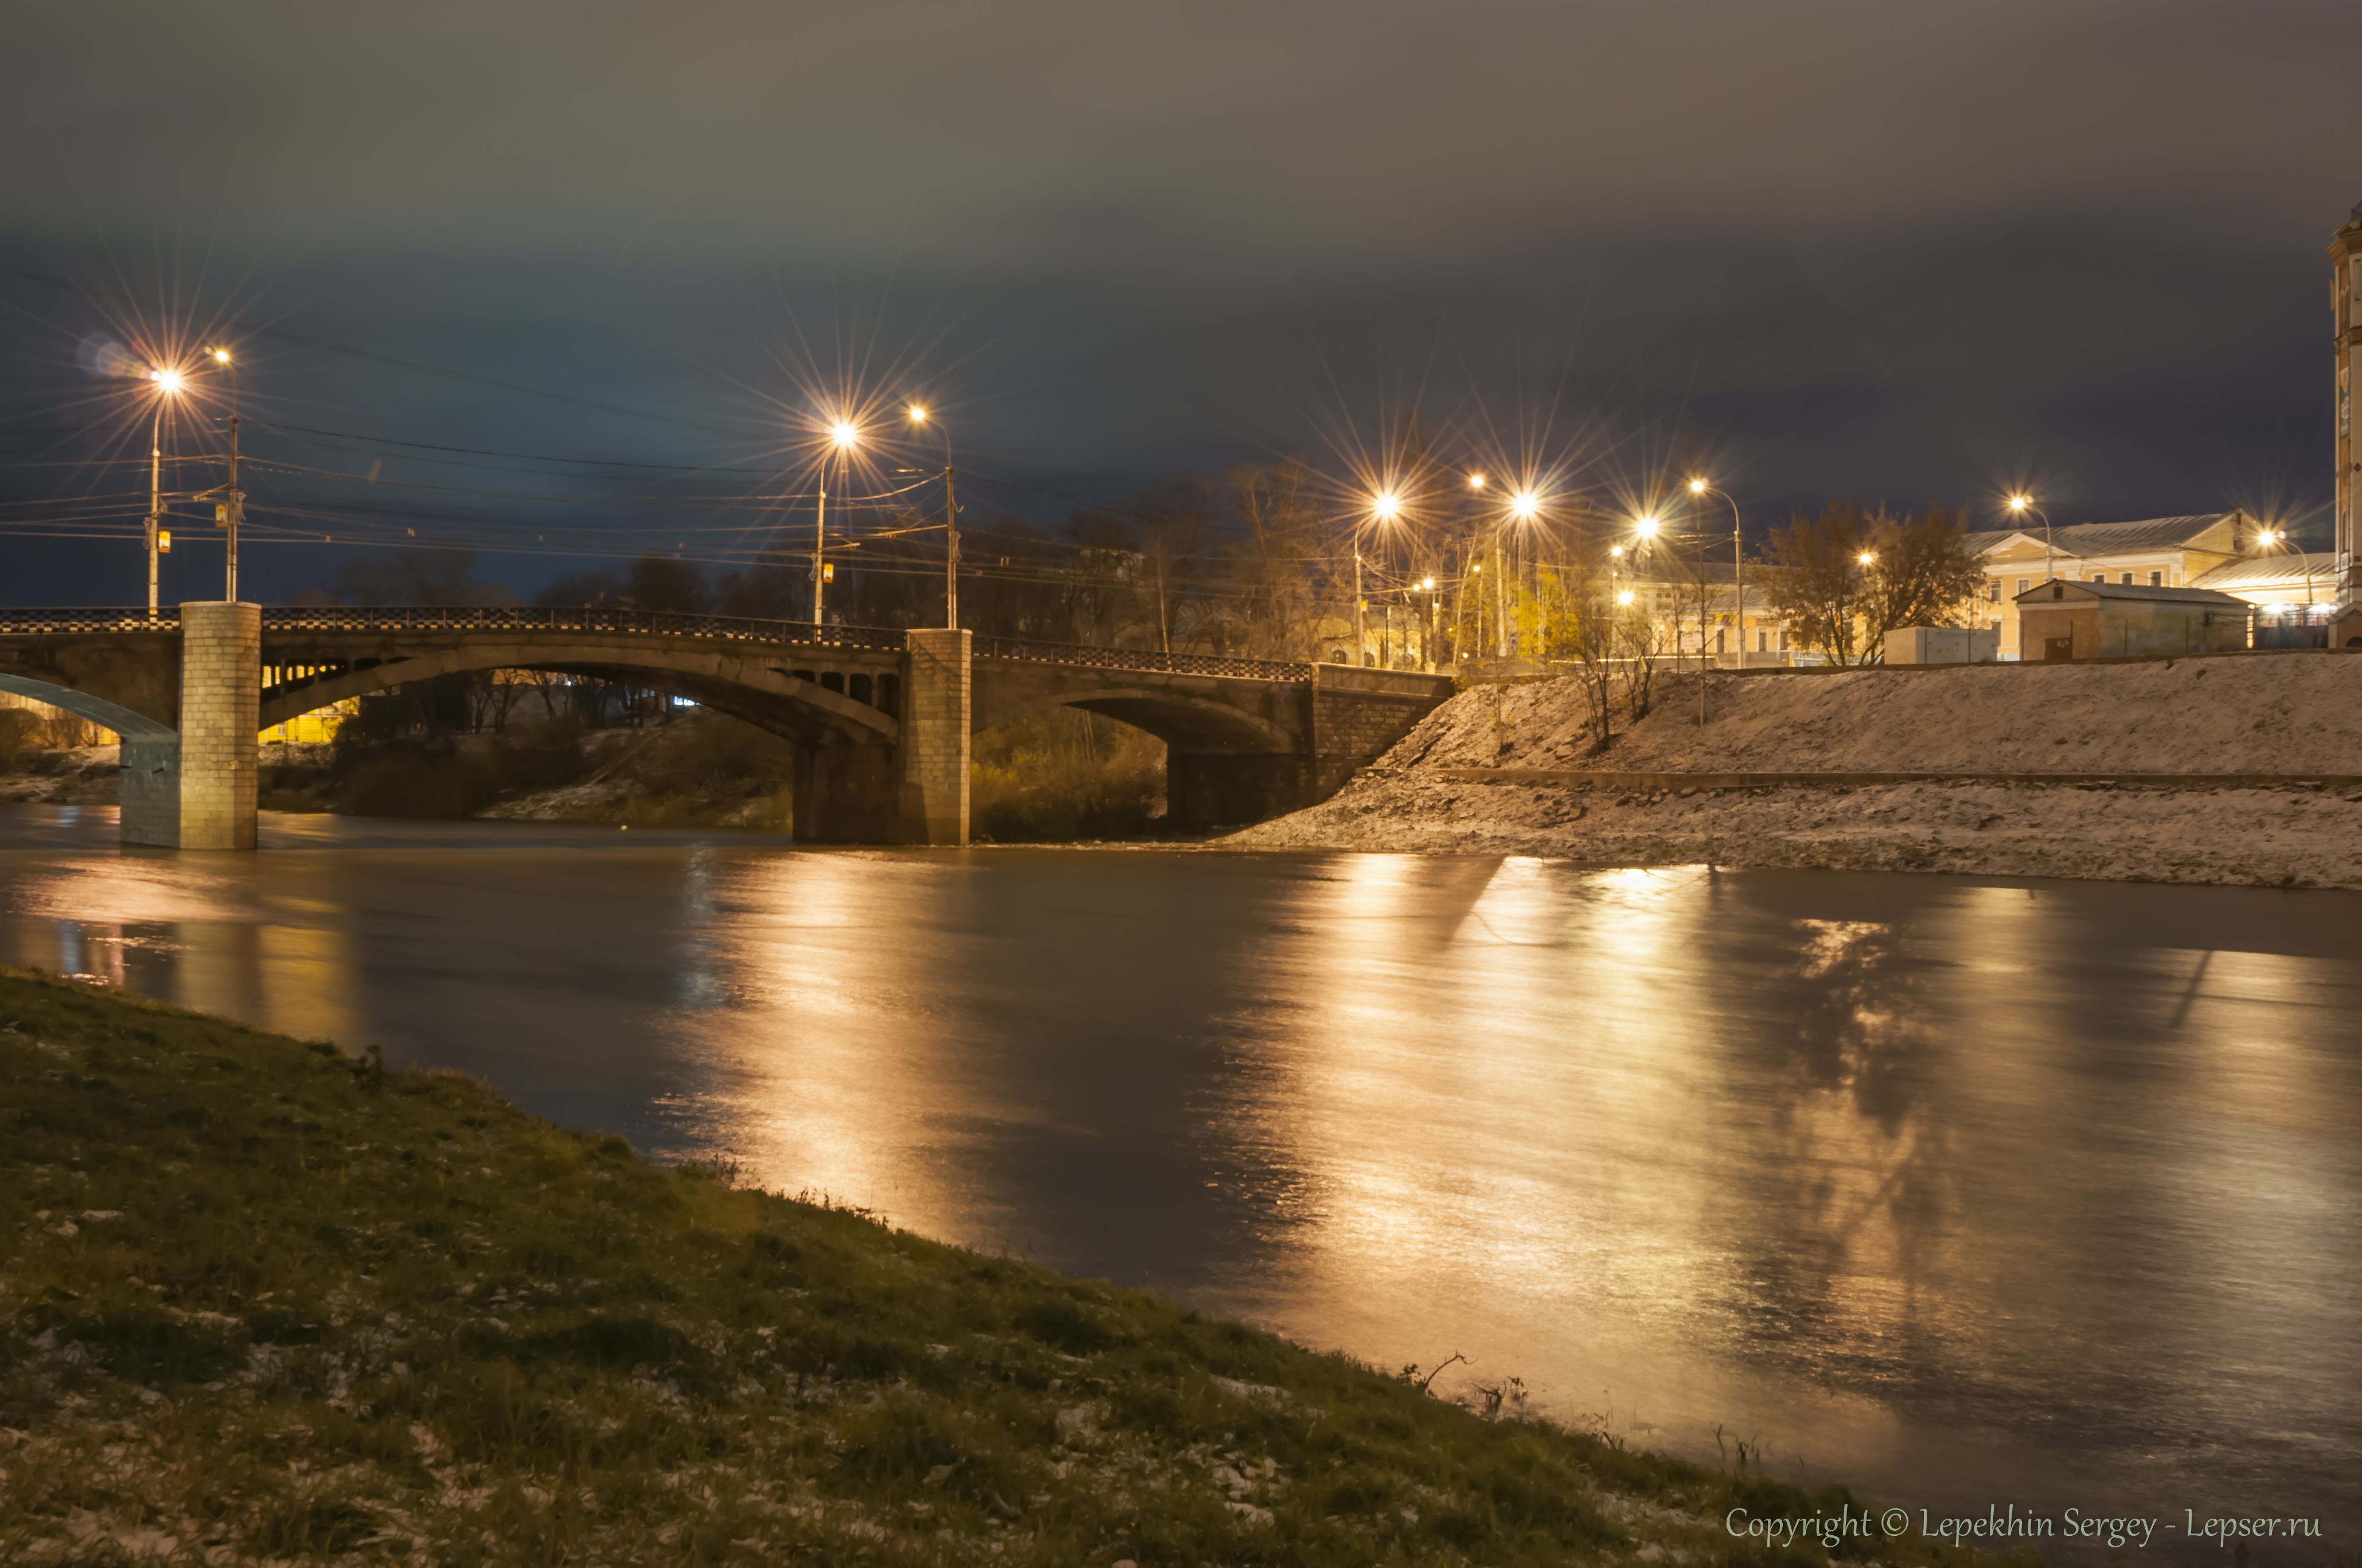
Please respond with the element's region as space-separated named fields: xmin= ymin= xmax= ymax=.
xmin=973 ymin=635 xmax=1313 ymax=681
xmin=257 ymin=605 xmax=909 ymax=652
xmin=2 ymin=608 xmax=1377 ymax=687
xmin=0 ymin=607 xmax=182 ymax=634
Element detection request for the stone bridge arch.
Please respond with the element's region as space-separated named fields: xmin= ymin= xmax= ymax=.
xmin=256 ymin=639 xmax=902 ymax=749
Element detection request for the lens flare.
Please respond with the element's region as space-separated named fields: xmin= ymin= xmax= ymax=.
xmin=831 ymin=421 xmax=860 ymax=449
xmin=76 ymin=334 xmax=147 ymax=381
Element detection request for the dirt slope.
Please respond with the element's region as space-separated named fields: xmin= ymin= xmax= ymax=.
xmin=1229 ymin=655 xmax=2362 ymax=889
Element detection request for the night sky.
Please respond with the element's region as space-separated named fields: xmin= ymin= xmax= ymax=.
xmin=3 ymin=0 xmax=2357 ymax=605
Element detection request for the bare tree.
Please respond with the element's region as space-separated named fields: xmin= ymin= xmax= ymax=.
xmin=1861 ymin=507 xmax=1985 ymax=650
xmin=1759 ymin=502 xmax=1877 ymax=666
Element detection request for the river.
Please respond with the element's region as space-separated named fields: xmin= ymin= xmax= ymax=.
xmin=3 ymin=804 xmax=2356 ymax=1555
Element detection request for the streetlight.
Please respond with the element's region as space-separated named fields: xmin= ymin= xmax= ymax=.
xmin=1857 ymin=550 xmax=1875 ymax=567
xmin=196 ymin=347 xmax=244 ymax=603
xmin=1691 ymin=477 xmax=1746 ymax=668
xmin=813 ymin=419 xmax=860 ymax=628
xmin=1357 ymin=491 xmax=1404 ymax=670
xmin=140 ymin=366 xmax=189 ymax=617
xmin=2258 ymin=527 xmax=2316 ymax=613
xmin=2008 ymin=494 xmax=2055 ymax=584
xmin=907 ymin=404 xmax=958 ymax=629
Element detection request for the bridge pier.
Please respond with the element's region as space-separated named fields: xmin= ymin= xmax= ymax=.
xmin=114 ymin=602 xmax=260 ymax=850
xmin=176 ymin=602 xmax=261 ymax=850
xmin=899 ymin=629 xmax=970 ymax=846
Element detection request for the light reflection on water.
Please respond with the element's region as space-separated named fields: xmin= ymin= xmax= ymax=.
xmin=2 ymin=807 xmax=2357 ymax=1550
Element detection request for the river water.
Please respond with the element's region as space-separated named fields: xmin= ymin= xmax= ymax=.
xmin=3 ymin=805 xmax=2356 ymax=1555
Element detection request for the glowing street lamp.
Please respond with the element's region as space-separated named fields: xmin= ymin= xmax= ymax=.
xmin=2008 ymin=492 xmax=2056 ymax=583
xmin=2258 ymin=527 xmax=2317 ymax=606
xmin=1857 ymin=551 xmax=1876 ymax=567
xmin=907 ymin=405 xmax=959 ymax=629
xmin=140 ymin=366 xmax=190 ymax=617
xmin=1467 ymin=472 xmax=1486 ymax=491
xmin=1356 ymin=491 xmax=1408 ymax=667
xmin=813 ymin=417 xmax=861 ymax=628
xmin=1690 ymin=476 xmax=1746 ymax=670
xmin=1510 ymin=490 xmax=1540 ymax=522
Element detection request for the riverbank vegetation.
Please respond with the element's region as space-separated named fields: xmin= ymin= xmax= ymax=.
xmin=0 ymin=965 xmax=1985 ymax=1566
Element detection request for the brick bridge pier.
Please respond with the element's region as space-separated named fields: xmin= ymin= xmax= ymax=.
xmin=0 ymin=606 xmax=1453 ymax=849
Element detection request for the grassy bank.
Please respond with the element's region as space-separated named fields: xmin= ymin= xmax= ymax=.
xmin=1 ymin=969 xmax=1982 ymax=1567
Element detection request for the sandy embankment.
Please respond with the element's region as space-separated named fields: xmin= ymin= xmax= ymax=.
xmin=1228 ymin=655 xmax=2362 ymax=888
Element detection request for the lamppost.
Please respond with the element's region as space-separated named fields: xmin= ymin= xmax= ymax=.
xmin=1362 ymin=490 xmax=1402 ymax=669
xmin=1690 ymin=478 xmax=1743 ymax=667
xmin=906 ymin=405 xmax=957 ymax=629
xmin=1507 ymin=486 xmax=1541 ymax=662
xmin=813 ymin=419 xmax=858 ymax=628
xmin=140 ymin=366 xmax=189 ymax=617
xmin=2008 ymin=494 xmax=2054 ymax=582
xmin=2257 ymin=527 xmax=2316 ymax=617
xmin=1419 ymin=574 xmax=1438 ymax=673
xmin=197 ymin=346 xmax=244 ymax=602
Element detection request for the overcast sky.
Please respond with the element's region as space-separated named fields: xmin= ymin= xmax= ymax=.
xmin=2 ymin=0 xmax=2357 ymax=600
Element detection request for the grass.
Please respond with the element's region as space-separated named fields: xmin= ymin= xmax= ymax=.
xmin=0 ymin=966 xmax=2005 ymax=1567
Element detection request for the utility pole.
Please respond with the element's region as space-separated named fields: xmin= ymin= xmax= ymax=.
xmin=1353 ymin=547 xmax=1364 ymax=667
xmin=812 ymin=466 xmax=828 ymax=628
xmin=1155 ymin=527 xmax=1170 ymax=655
xmin=145 ymin=413 xmax=162 ymax=618
xmin=943 ymin=465 xmax=959 ymax=629
xmin=219 ymin=416 xmax=244 ymax=601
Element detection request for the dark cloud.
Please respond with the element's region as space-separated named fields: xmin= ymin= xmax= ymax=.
xmin=1 ymin=1 xmax=2355 ymax=601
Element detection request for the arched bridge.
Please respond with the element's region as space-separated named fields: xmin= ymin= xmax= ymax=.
xmin=0 ymin=603 xmax=1453 ymax=849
